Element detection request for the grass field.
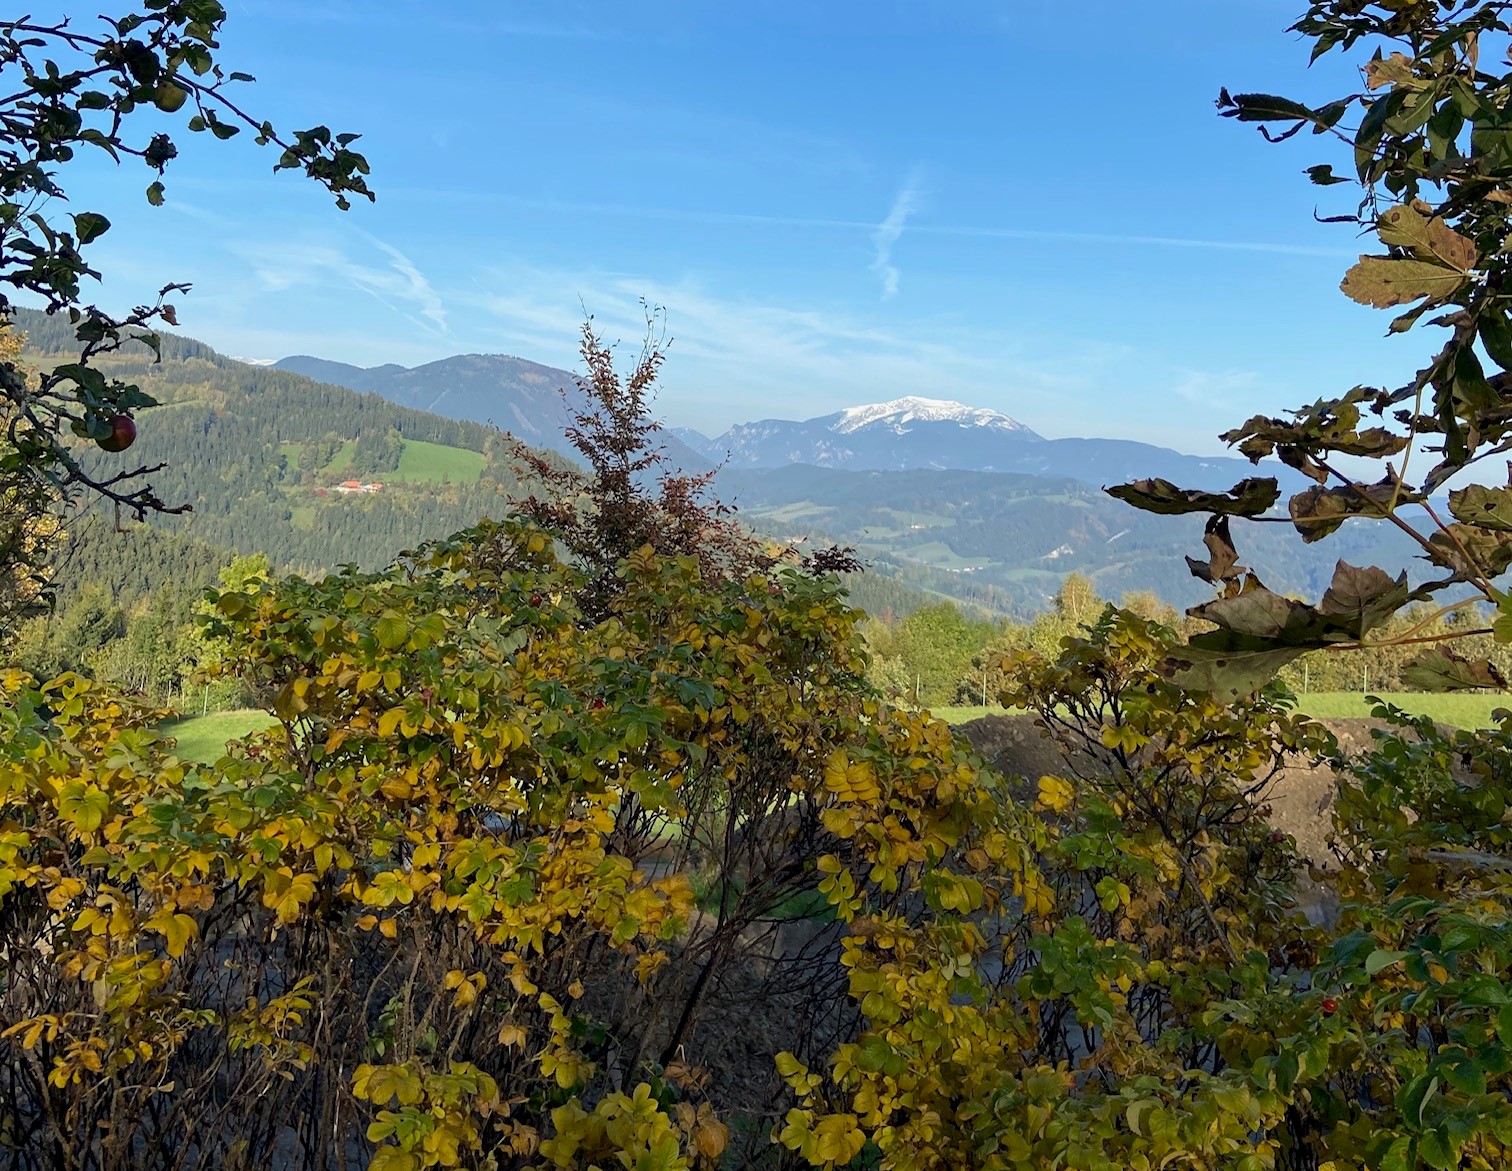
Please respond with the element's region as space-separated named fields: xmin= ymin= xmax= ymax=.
xmin=162 ymin=710 xmax=279 ymax=762
xmin=931 ymin=691 xmax=1507 ymax=731
xmin=326 ymin=440 xmax=355 ymax=474
xmin=1291 ymin=691 xmax=1507 ymax=727
xmin=159 ymin=693 xmax=1505 ymax=763
xmin=393 ymin=440 xmax=486 ymax=483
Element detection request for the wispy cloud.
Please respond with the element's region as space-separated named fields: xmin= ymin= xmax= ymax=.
xmin=469 ymin=263 xmax=1088 ymax=435
xmin=381 ymin=187 xmax=1354 ymax=259
xmin=232 ymin=234 xmax=448 ymax=335
xmin=367 ymin=237 xmax=448 ymax=332
xmin=871 ymin=174 xmax=923 ymax=297
xmin=1170 ymin=369 xmax=1259 ymax=409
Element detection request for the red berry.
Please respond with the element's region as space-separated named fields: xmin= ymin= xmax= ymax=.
xmin=1321 ymin=997 xmax=1338 ymax=1015
xmin=94 ymin=413 xmax=136 ymax=453
xmin=1270 ymin=831 xmax=1285 ymax=843
xmin=529 ymin=594 xmax=542 ymax=607
xmin=591 ymin=698 xmax=605 ymax=710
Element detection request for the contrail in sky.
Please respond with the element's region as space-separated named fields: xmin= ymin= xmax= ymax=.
xmin=871 ymin=174 xmax=924 ymax=297
xmin=389 ymin=189 xmax=1353 ymax=258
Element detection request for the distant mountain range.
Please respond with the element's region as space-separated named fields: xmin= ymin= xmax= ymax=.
xmin=718 ymin=464 xmax=1420 ymax=615
xmin=7 ymin=305 xmax=1424 ymax=620
xmin=273 ymin=353 xmax=710 ymax=472
xmin=260 ymin=344 xmax=1411 ymax=615
xmin=676 ymin=396 xmax=1291 ymax=494
xmin=275 ymin=352 xmax=1292 ymax=498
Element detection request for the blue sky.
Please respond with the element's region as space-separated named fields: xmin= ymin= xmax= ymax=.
xmin=68 ymin=0 xmax=1421 ymax=451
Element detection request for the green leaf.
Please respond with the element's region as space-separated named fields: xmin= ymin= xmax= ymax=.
xmin=1448 ymin=484 xmax=1512 ymax=532
xmin=1341 ymin=256 xmax=1470 ymax=308
xmin=1418 ymin=1128 xmax=1459 ymax=1171
xmin=1478 ymin=307 xmax=1512 ymax=371
xmin=1439 ymin=1048 xmax=1486 ymax=1095
xmin=1162 ymin=634 xmax=1309 ymax=699
xmin=1402 ymin=649 xmax=1508 ymax=693
xmin=1495 ymin=598 xmax=1512 ymax=644
xmin=1106 ymin=477 xmax=1279 ymax=517
xmin=373 ymin=611 xmax=409 ymax=650
xmin=1377 ymin=202 xmax=1477 ymax=272
xmin=71 ymin=213 xmax=111 ymax=245
xmin=1397 ymin=1072 xmax=1440 ymax=1127
xmin=1379 ymin=1136 xmax=1413 ymax=1171
xmin=58 ymin=783 xmax=111 ymax=832
xmin=1496 ymin=1003 xmax=1512 ymax=1047
xmin=146 ymin=181 xmax=165 ymax=207
xmin=1365 ymin=948 xmax=1408 ymax=976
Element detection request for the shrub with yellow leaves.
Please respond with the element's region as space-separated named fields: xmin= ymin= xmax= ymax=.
xmin=782 ymin=607 xmax=1350 ymax=1170
xmin=0 ymin=512 xmax=884 ymax=1170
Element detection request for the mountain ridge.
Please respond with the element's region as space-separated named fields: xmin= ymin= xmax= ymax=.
xmin=274 ymin=353 xmax=1288 ymax=494
xmin=683 ymin=397 xmax=1285 ymax=494
xmin=274 ymin=352 xmax=711 ymax=472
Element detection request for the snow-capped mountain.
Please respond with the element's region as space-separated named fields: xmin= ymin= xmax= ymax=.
xmin=683 ymin=397 xmax=1275 ymax=491
xmin=831 ymin=396 xmax=1039 ymax=437
xmin=678 ymin=397 xmax=1044 ymax=473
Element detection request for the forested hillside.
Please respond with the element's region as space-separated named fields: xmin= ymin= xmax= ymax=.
xmin=14 ymin=306 xmax=541 ymax=581
xmin=722 ymin=464 xmax=1423 ymax=615
xmin=20 ymin=298 xmax=1429 ymax=624
xmin=274 ymin=348 xmax=711 ymax=470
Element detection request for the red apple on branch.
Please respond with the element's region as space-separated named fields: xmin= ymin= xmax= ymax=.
xmin=94 ymin=413 xmax=136 ymax=453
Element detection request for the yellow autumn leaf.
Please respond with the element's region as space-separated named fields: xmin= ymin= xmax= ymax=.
xmin=695 ymin=1117 xmax=729 ymax=1159
xmin=811 ymin=1114 xmax=866 ymax=1165
xmin=1036 ymin=775 xmax=1074 ymax=813
xmin=410 ymin=842 xmax=441 ymax=869
xmin=497 ymin=1023 xmax=528 ymax=1048
xmin=824 ymin=753 xmax=879 ymax=803
xmin=158 ymin=913 xmax=198 ymax=958
xmin=262 ymin=871 xmax=318 ymax=926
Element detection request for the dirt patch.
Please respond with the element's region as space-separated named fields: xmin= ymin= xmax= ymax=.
xmin=956 ymin=714 xmax=1393 ymax=868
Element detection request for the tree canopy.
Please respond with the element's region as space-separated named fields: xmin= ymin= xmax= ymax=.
xmin=0 ymin=2 xmax=370 ymax=567
xmin=1114 ymin=0 xmax=1512 ymax=698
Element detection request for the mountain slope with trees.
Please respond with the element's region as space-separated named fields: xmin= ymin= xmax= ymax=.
xmin=723 ymin=463 xmax=1422 ymax=614
xmin=13 ymin=306 xmax=540 ymax=577
xmin=275 ymin=349 xmax=711 ymax=470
